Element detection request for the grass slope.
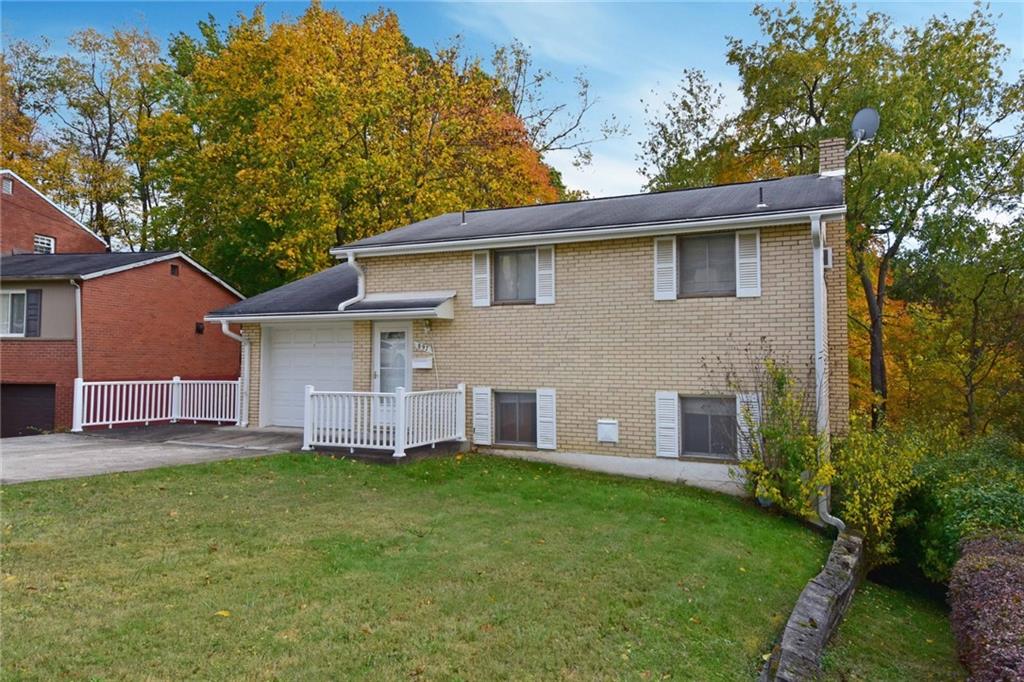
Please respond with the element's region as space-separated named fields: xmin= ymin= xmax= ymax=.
xmin=823 ymin=581 xmax=964 ymax=681
xmin=1 ymin=454 xmax=829 ymax=680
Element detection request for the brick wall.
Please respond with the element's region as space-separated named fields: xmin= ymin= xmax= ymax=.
xmin=818 ymin=138 xmax=846 ymax=175
xmin=0 ymin=339 xmax=78 ymax=429
xmin=0 ymin=173 xmax=106 ymax=255
xmin=353 ymin=226 xmax=830 ymax=458
xmin=81 ymin=257 xmax=241 ymax=380
xmin=825 ymin=218 xmax=850 ymax=431
xmin=241 ymin=324 xmax=262 ymax=425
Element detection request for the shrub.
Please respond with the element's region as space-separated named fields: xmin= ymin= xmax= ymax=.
xmin=735 ymin=359 xmax=832 ymax=521
xmin=948 ymin=534 xmax=1024 ymax=681
xmin=831 ymin=417 xmax=926 ymax=568
xmin=901 ymin=434 xmax=1024 ymax=582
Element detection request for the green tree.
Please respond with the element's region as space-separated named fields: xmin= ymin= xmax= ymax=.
xmin=639 ymin=0 xmax=1024 ymax=425
xmin=147 ymin=6 xmax=558 ymax=294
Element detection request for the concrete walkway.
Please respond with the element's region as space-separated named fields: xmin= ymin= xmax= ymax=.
xmin=0 ymin=425 xmax=302 ymax=485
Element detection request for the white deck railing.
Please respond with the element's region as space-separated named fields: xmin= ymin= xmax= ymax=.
xmin=302 ymin=384 xmax=466 ymax=457
xmin=72 ymin=376 xmax=242 ymax=431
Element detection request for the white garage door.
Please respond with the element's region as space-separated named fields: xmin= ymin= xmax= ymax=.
xmin=265 ymin=324 xmax=354 ymax=427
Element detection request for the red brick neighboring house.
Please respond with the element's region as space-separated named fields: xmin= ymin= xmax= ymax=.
xmin=0 ymin=173 xmax=243 ymax=436
xmin=1 ymin=169 xmax=108 ymax=255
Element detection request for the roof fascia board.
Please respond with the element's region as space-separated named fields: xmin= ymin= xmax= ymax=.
xmin=360 ymin=290 xmax=456 ymax=302
xmin=0 ymin=169 xmax=107 ymax=246
xmin=330 ymin=206 xmax=846 ymax=258
xmin=205 ymin=305 xmax=451 ymax=325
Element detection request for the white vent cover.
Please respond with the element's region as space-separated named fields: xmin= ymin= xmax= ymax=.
xmin=596 ymin=418 xmax=619 ymax=444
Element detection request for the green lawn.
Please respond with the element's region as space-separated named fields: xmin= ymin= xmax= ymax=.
xmin=823 ymin=581 xmax=964 ymax=681
xmin=3 ymin=453 xmax=827 ymax=680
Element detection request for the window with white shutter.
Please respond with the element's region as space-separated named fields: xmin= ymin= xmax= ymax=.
xmin=535 ymin=246 xmax=555 ymax=304
xmin=654 ymin=237 xmax=677 ymax=300
xmin=655 ymin=391 xmax=680 ymax=457
xmin=472 ymin=386 xmax=493 ymax=444
xmin=736 ymin=393 xmax=761 ymax=459
xmin=735 ymin=230 xmax=761 ymax=297
xmin=472 ymin=251 xmax=491 ymax=307
xmin=536 ymin=388 xmax=556 ymax=449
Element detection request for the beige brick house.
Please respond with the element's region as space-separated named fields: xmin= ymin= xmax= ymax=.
xmin=207 ymin=140 xmax=849 ymax=494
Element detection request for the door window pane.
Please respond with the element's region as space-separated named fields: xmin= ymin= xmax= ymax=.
xmin=679 ymin=234 xmax=736 ymax=296
xmin=495 ymin=391 xmax=537 ymax=445
xmin=680 ymin=397 xmax=736 ymax=458
xmin=378 ymin=330 xmax=407 ymax=392
xmin=494 ymin=249 xmax=536 ymax=302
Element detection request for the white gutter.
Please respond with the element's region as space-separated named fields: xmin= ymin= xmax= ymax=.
xmin=70 ymin=279 xmax=84 ymax=378
xmin=217 ymin=320 xmax=250 ymax=427
xmin=331 ymin=206 xmax=847 ymax=258
xmin=337 ymin=251 xmax=365 ymax=311
xmin=205 ymin=307 xmax=453 ymax=325
xmin=811 ymin=214 xmax=845 ymax=532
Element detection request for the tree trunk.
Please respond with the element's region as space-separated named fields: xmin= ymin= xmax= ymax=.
xmin=869 ymin=310 xmax=887 ymax=428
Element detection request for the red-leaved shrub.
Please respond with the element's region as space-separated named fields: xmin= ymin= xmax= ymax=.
xmin=948 ymin=535 xmax=1024 ymax=681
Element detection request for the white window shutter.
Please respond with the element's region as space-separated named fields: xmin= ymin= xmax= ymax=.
xmin=535 ymin=246 xmax=555 ymax=304
xmin=472 ymin=251 xmax=490 ymax=307
xmin=536 ymin=388 xmax=557 ymax=449
xmin=653 ymin=237 xmax=677 ymax=300
xmin=472 ymin=386 xmax=493 ymax=445
xmin=655 ymin=391 xmax=679 ymax=458
xmin=735 ymin=230 xmax=761 ymax=297
xmin=736 ymin=393 xmax=761 ymax=459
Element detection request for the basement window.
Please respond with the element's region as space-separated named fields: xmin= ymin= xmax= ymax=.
xmin=495 ymin=391 xmax=537 ymax=446
xmin=680 ymin=396 xmax=736 ymax=459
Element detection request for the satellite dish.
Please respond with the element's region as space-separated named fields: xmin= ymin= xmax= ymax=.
xmin=851 ymin=107 xmax=880 ymax=143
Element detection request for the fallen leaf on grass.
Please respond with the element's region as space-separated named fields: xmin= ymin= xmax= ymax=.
xmin=214 ymin=610 xmax=231 ymax=617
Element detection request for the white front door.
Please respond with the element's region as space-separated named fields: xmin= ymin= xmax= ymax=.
xmin=372 ymin=322 xmax=412 ymax=394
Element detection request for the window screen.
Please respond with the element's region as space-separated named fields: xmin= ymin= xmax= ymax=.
xmin=679 ymin=234 xmax=735 ymax=296
xmin=680 ymin=397 xmax=736 ymax=458
xmin=495 ymin=391 xmax=537 ymax=445
xmin=493 ymin=248 xmax=536 ymax=303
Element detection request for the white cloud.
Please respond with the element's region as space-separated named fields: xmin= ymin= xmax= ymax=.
xmin=547 ymin=148 xmax=646 ymax=198
xmin=444 ymin=2 xmax=618 ymax=70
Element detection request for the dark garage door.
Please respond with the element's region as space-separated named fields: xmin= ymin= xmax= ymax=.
xmin=1 ymin=384 xmax=56 ymax=437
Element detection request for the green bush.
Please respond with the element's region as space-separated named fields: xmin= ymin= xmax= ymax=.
xmin=831 ymin=417 xmax=927 ymax=568
xmin=735 ymin=359 xmax=831 ymax=521
xmin=900 ymin=434 xmax=1024 ymax=582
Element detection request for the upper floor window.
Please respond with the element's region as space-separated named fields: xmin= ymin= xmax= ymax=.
xmin=33 ymin=234 xmax=56 ymax=254
xmin=1 ymin=291 xmax=27 ymax=336
xmin=679 ymin=234 xmax=735 ymax=296
xmin=2 ymin=178 xmax=12 ymax=194
xmin=493 ymin=248 xmax=536 ymax=304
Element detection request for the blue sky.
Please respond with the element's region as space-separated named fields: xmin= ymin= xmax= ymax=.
xmin=2 ymin=1 xmax=1022 ymax=197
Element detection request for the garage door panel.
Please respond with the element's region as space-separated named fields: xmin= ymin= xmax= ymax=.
xmin=266 ymin=324 xmax=353 ymax=427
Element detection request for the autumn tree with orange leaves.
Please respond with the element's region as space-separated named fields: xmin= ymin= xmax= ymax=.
xmin=142 ymin=5 xmax=557 ymax=293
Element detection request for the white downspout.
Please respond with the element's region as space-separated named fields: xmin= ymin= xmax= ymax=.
xmin=811 ymin=214 xmax=845 ymax=532
xmin=218 ymin=320 xmax=250 ymax=427
xmin=337 ymin=251 xmax=365 ymax=311
xmin=70 ymin=279 xmax=84 ymax=378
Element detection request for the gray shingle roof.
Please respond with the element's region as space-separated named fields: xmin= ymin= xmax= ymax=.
xmin=341 ymin=174 xmax=844 ymax=250
xmin=209 ymin=263 xmax=359 ymax=317
xmin=0 ymin=252 xmax=175 ymax=278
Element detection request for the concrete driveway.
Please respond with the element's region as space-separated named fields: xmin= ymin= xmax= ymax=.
xmin=1 ymin=425 xmax=302 ymax=484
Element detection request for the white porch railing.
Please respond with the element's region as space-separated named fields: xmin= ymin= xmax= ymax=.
xmin=302 ymin=384 xmax=466 ymax=457
xmin=72 ymin=376 xmax=242 ymax=431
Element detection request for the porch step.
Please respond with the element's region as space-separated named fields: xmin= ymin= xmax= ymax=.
xmin=311 ymin=439 xmax=465 ymax=465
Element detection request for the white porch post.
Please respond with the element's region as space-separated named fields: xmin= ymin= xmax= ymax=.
xmin=302 ymin=384 xmax=314 ymax=451
xmin=71 ymin=377 xmax=84 ymax=432
xmin=456 ymin=383 xmax=467 ymax=441
xmin=235 ymin=377 xmax=244 ymax=426
xmin=170 ymin=376 xmax=182 ymax=423
xmin=393 ymin=386 xmax=407 ymax=458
